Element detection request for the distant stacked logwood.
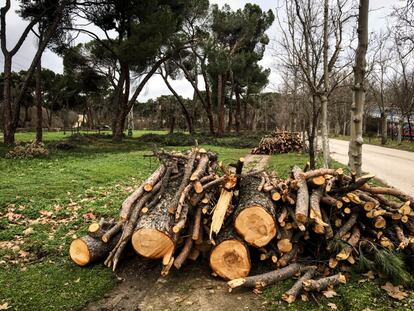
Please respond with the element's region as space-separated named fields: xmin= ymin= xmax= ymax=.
xmin=251 ymin=130 xmax=303 ymax=154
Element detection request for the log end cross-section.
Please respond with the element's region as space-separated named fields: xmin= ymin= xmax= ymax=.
xmin=132 ymin=228 xmax=175 ymax=260
xmin=209 ymin=239 xmax=251 ymax=280
xmin=70 ymin=235 xmax=119 ymax=266
xmin=234 ymin=206 xmax=276 ymax=247
xmin=234 ymin=176 xmax=276 ymax=247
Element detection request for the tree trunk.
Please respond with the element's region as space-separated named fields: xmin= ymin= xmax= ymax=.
xmin=169 ymin=114 xmax=175 ymax=134
xmin=217 ymin=74 xmax=225 ymax=136
xmin=162 ymin=73 xmax=194 ymax=134
xmin=397 ymin=119 xmax=403 ymax=144
xmin=243 ymin=101 xmax=248 ymax=130
xmin=407 ymin=115 xmax=412 ymax=141
xmin=381 ymin=111 xmax=387 ymax=145
xmin=202 ymin=71 xmax=215 ymax=135
xmin=112 ymin=110 xmax=127 ymax=142
xmin=321 ymin=0 xmax=330 ymax=168
xmin=321 ymin=94 xmax=330 ymax=168
xmin=349 ymin=0 xmax=369 ymax=176
xmin=2 ymin=53 xmax=14 ymax=145
xmin=35 ymin=57 xmax=43 ymax=143
xmin=235 ymin=87 xmax=241 ymax=133
xmin=227 ymin=106 xmax=233 ymax=132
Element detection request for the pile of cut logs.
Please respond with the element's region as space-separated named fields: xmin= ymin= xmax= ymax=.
xmin=252 ymin=130 xmax=303 ymax=154
xmin=70 ymin=149 xmax=414 ymax=304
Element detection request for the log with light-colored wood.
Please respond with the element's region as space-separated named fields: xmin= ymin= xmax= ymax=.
xmin=233 ymin=175 xmax=276 ymax=247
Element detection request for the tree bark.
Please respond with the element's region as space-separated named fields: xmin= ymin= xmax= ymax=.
xmin=235 ymin=87 xmax=241 ymax=133
xmin=161 ymin=71 xmax=194 ymax=134
xmin=2 ymin=53 xmax=13 ymax=145
xmin=348 ymin=0 xmax=369 ymax=176
xmin=217 ymin=74 xmax=225 ymax=136
xmin=35 ymin=55 xmax=43 ymax=142
xmin=381 ymin=111 xmax=388 ymax=145
xmin=321 ymin=0 xmax=330 ymax=168
xmin=397 ymin=119 xmax=403 ymax=144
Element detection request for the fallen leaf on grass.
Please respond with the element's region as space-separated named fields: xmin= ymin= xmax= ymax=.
xmin=23 ymin=227 xmax=34 ymax=236
xmin=322 ymin=289 xmax=338 ymax=298
xmin=327 ymin=303 xmax=337 ymax=310
xmin=363 ymin=271 xmax=375 ymax=280
xmin=381 ymin=282 xmax=409 ymax=300
xmin=82 ymin=212 xmax=96 ymax=220
xmin=74 ymin=277 xmax=80 ymax=283
xmin=18 ymin=250 xmax=30 ymax=258
xmin=0 ymin=302 xmax=10 ymax=310
xmin=39 ymin=210 xmax=53 ymax=217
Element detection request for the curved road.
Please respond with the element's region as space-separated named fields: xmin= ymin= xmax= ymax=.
xmin=329 ymin=139 xmax=414 ymax=196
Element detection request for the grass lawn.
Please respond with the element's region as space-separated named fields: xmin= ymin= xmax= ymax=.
xmin=0 ymin=131 xmax=248 ymax=310
xmin=0 ymin=131 xmax=411 ymax=310
xmin=332 ymin=134 xmax=414 ymax=153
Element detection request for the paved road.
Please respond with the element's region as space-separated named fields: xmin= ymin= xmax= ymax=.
xmin=329 ymin=139 xmax=414 ymax=196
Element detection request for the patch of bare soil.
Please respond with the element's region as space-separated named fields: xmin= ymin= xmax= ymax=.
xmin=82 ymin=255 xmax=161 ymax=311
xmin=242 ymin=154 xmax=271 ymax=172
xmin=82 ymin=257 xmax=266 ymax=311
xmin=83 ymin=153 xmax=271 ymax=311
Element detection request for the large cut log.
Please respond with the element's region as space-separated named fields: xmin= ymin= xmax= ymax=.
xmin=209 ymin=228 xmax=251 ymax=280
xmin=233 ymin=175 xmax=276 ymax=247
xmin=292 ymin=166 xmax=309 ymax=224
xmin=131 ymin=180 xmax=180 ymax=262
xmin=70 ymin=233 xmax=120 ymax=266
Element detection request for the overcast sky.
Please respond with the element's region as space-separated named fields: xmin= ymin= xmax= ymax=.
xmin=0 ymin=0 xmax=397 ymax=102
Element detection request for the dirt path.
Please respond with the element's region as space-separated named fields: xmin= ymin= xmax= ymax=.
xmin=82 ymin=153 xmax=271 ymax=311
xmin=242 ymin=154 xmax=271 ymax=172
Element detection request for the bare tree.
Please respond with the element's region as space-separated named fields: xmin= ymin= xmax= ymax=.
xmin=367 ymin=30 xmax=392 ymax=145
xmin=348 ymin=0 xmax=369 ymax=176
xmin=1 ymin=0 xmax=68 ymax=145
xmin=275 ymin=0 xmax=353 ymax=168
